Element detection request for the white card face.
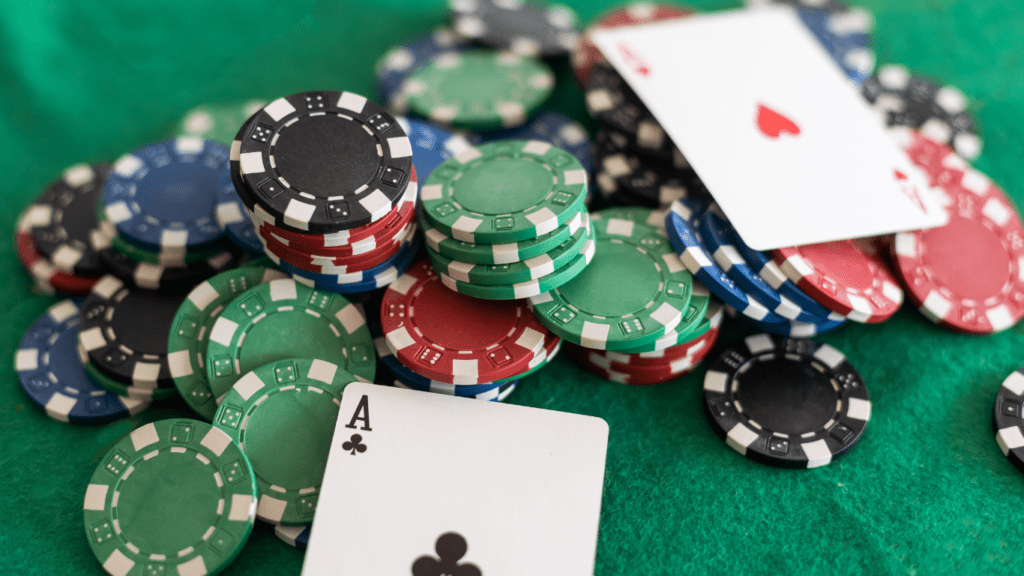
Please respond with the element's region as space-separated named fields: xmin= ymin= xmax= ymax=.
xmin=302 ymin=383 xmax=609 ymax=576
xmin=590 ymin=8 xmax=948 ymax=249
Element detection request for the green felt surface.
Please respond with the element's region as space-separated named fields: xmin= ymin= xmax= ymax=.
xmin=3 ymin=0 xmax=1024 ymax=574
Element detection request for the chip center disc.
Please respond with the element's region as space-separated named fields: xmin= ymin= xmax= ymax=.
xmin=138 ymin=162 xmax=219 ymax=223
xmin=273 ymin=115 xmax=380 ymax=198
xmin=921 ymin=215 xmax=1009 ymax=300
xmin=736 ymin=356 xmax=836 ymax=435
xmin=237 ymin=311 xmax=350 ymax=376
xmin=115 ymin=450 xmax=221 ymax=553
xmin=452 ymin=156 xmax=553 ymax=215
xmin=798 ymin=241 xmax=874 ymax=289
xmin=557 ymin=238 xmax=662 ymax=317
xmin=244 ymin=389 xmax=339 ymax=489
xmin=111 ymin=293 xmax=182 ymax=355
xmin=438 ymin=59 xmax=518 ymax=110
xmin=416 ymin=280 xmax=520 ymax=350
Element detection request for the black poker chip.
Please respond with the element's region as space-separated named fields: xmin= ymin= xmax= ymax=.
xmin=861 ymin=64 xmax=981 ymax=160
xmin=28 ymin=163 xmax=111 ymax=276
xmin=993 ymin=368 xmax=1024 ymax=474
xmin=96 ymin=243 xmax=241 ymax=294
xmin=592 ymin=129 xmax=710 ymax=209
xmin=231 ymin=90 xmax=414 ymax=234
xmin=77 ymin=275 xmax=186 ymax=390
xmin=585 ymin=63 xmax=680 ymax=163
xmin=449 ymin=0 xmax=580 ymax=58
xmin=703 ymin=334 xmax=872 ymax=469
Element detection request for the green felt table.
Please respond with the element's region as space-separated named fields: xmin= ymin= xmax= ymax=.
xmin=2 ymin=0 xmax=1024 ymax=574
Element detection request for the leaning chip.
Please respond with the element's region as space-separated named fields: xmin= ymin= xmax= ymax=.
xmin=28 ymin=163 xmax=110 ymax=275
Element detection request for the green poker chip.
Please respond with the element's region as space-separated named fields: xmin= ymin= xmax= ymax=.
xmin=214 ymin=357 xmax=362 ymax=526
xmin=174 ymin=100 xmax=267 ymax=144
xmin=423 ymin=208 xmax=585 ymax=265
xmin=427 ymin=213 xmax=592 ymax=286
xmin=439 ymin=235 xmax=595 ymax=300
xmin=590 ymin=206 xmax=667 ymax=231
xmin=613 ymin=285 xmax=714 ymax=354
xmin=529 ymin=217 xmax=694 ymax=351
xmin=394 ymin=50 xmax=554 ymax=130
xmin=83 ymin=419 xmax=257 ymax=576
xmin=168 ymin=266 xmax=287 ymax=420
xmin=421 ymin=139 xmax=588 ymax=244
xmin=77 ymin=344 xmax=179 ymax=401
xmin=204 ymin=278 xmax=375 ymax=400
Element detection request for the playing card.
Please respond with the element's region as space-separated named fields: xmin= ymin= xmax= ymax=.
xmin=590 ymin=8 xmax=948 ymax=250
xmin=301 ymin=383 xmax=609 ymax=576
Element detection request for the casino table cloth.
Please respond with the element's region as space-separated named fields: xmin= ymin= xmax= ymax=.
xmin=3 ymin=1 xmax=1024 ymax=574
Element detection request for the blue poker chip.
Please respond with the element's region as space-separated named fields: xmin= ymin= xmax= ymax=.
xmin=215 ymin=169 xmax=263 ymax=255
xmin=665 ymin=198 xmax=787 ymax=324
xmin=476 ymin=110 xmax=594 ymax=173
xmin=271 ymin=232 xmax=420 ymax=293
xmin=376 ymin=28 xmax=469 ymax=101
xmin=397 ymin=117 xmax=473 ymax=183
xmin=16 ymin=299 xmax=149 ymax=424
xmin=274 ymin=524 xmax=310 ymax=550
xmin=373 ymin=337 xmax=506 ymax=397
xmin=391 ymin=377 xmax=518 ymax=402
xmin=102 ymin=137 xmax=229 ymax=252
xmin=699 ymin=208 xmax=824 ymax=323
xmin=797 ymin=8 xmax=875 ymax=85
xmin=723 ymin=304 xmax=847 ymax=337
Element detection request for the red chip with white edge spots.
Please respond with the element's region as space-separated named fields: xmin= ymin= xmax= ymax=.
xmin=891 ymin=130 xmax=1024 ymax=334
xmin=771 ymin=239 xmax=904 ymax=324
xmin=381 ymin=259 xmax=551 ymax=384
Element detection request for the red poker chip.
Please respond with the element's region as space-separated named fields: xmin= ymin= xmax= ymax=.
xmin=381 ymin=259 xmax=551 ymax=385
xmin=259 ymin=223 xmax=415 ymax=273
xmin=566 ymin=343 xmax=707 ymax=385
xmin=15 ymin=208 xmax=101 ymax=295
xmin=585 ymin=325 xmax=719 ymax=370
xmin=892 ymin=130 xmax=1024 ymax=334
xmin=572 ymin=2 xmax=694 ymax=86
xmin=258 ymin=205 xmax=414 ymax=258
xmin=772 ymin=239 xmax=904 ymax=324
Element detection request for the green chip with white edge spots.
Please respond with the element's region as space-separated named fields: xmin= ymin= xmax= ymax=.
xmin=394 ymin=50 xmax=554 ymax=130
xmin=529 ymin=216 xmax=694 ymax=350
xmin=421 ymin=139 xmax=588 ymax=244
xmin=174 ymin=100 xmax=267 ymax=145
xmin=427 ymin=212 xmax=592 ymax=286
xmin=168 ymin=266 xmax=287 ymax=421
xmin=612 ymin=283 xmax=717 ymax=354
xmin=204 ymin=278 xmax=375 ymax=401
xmin=590 ymin=206 xmax=667 ymax=231
xmin=423 ymin=208 xmax=585 ymax=265
xmin=83 ymin=419 xmax=257 ymax=576
xmin=214 ymin=357 xmax=363 ymax=525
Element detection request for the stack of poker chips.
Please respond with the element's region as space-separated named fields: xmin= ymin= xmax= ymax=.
xmin=533 ymin=207 xmax=720 ymax=386
xmin=378 ymin=259 xmax=562 ymax=402
xmin=421 ymin=139 xmax=595 ymax=300
xmin=231 ymin=90 xmax=421 ymax=294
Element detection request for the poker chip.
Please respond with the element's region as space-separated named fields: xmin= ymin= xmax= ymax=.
xmin=83 ymin=419 xmax=257 ymax=575
xmin=568 ymin=339 xmax=713 ymax=385
xmin=699 ymin=208 xmax=822 ymax=323
xmin=275 ymin=232 xmax=420 ymax=293
xmin=572 ymin=2 xmax=695 ymax=86
xmin=421 ymin=139 xmax=588 ymax=243
xmin=215 ymin=169 xmax=263 ymax=255
xmin=530 ymin=215 xmax=693 ymax=351
xmin=772 ymin=238 xmax=903 ymax=323
xmin=393 ymin=50 xmax=555 ymax=130
xmin=95 ymin=201 xmax=231 ymax=267
xmin=703 ymin=334 xmax=871 ymax=468
xmin=613 ymin=283 xmax=716 ymax=353
xmin=429 ymin=214 xmax=592 ymax=286
xmin=439 ymin=234 xmax=595 ymax=299
xmin=205 ymin=278 xmax=376 ymax=400
xmin=96 ymin=241 xmax=241 ymax=294
xmin=665 ymin=198 xmax=788 ymax=324
xmin=476 ymin=110 xmax=595 ymax=173
xmin=275 ymin=524 xmax=311 ymax=550
xmin=375 ymin=28 xmax=470 ymax=101
xmin=862 ymin=64 xmax=981 ymax=160
xmin=796 ymin=7 xmax=874 ymax=84
xmin=375 ymin=337 xmax=501 ymax=397
xmin=449 ymin=0 xmax=580 ymax=58
xmin=15 ymin=205 xmax=102 ymax=295
xmin=175 ymin=99 xmax=267 ymax=144
xmin=259 ymin=223 xmax=418 ymax=275
xmin=215 ymin=357 xmax=362 ymax=525
xmin=102 ymin=137 xmax=229 ymax=252
xmin=168 ymin=266 xmax=287 ymax=420
xmin=78 ymin=350 xmax=179 ymax=401
xmin=994 ymin=368 xmax=1024 ymax=474
xmin=586 ymin=63 xmax=678 ymax=162
xmin=27 ymin=163 xmax=110 ymax=275
xmin=589 ymin=205 xmax=667 ymax=231
xmin=583 ymin=305 xmax=721 ymax=369
xmin=77 ymin=275 xmax=184 ymax=392
xmin=424 ymin=208 xmax=585 ymax=265
xmin=16 ymin=299 xmax=149 ymax=424
xmin=392 ymin=377 xmax=519 ymax=401
xmin=381 ymin=259 xmax=550 ymax=384
xmin=398 ymin=116 xmax=474 ymax=182
xmin=723 ymin=303 xmax=847 ymax=337
xmin=232 ymin=91 xmax=414 ymax=233
xmin=891 ymin=129 xmax=1024 ymax=334
xmin=593 ymin=143 xmax=700 ymax=209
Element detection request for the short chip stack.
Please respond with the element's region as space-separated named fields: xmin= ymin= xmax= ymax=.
xmin=230 ymin=91 xmax=421 ymax=293
xmin=421 ymin=139 xmax=594 ymax=299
